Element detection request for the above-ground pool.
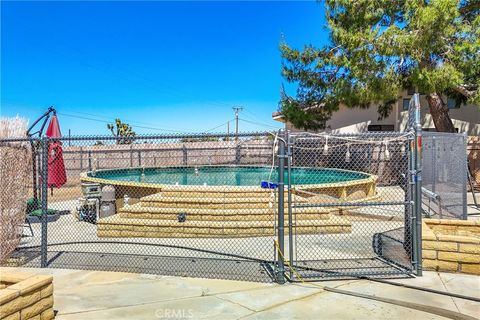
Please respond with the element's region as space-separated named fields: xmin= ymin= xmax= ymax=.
xmin=80 ymin=166 xmax=379 ymax=238
xmin=81 ymin=165 xmax=378 ymax=202
xmin=83 ymin=166 xmax=371 ymax=187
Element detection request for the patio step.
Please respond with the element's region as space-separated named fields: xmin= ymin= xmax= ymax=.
xmin=144 ymin=190 xmax=274 ymax=200
xmin=118 ymin=202 xmax=332 ymax=221
xmin=133 ymin=191 xmax=306 ymax=210
xmin=137 ymin=199 xmax=301 ymax=210
xmin=97 ymin=214 xmax=352 ymax=238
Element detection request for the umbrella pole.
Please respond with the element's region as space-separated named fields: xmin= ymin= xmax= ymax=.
xmin=26 ymin=106 xmax=56 ymax=209
xmin=30 ymin=140 xmax=38 ymax=208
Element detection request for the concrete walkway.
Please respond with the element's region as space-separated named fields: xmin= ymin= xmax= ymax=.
xmin=1 ymin=267 xmax=478 ymax=319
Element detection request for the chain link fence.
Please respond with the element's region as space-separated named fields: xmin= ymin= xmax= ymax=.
xmin=422 ymin=132 xmax=468 ymax=220
xmin=3 ymin=128 xmax=421 ymax=282
xmin=13 ymin=133 xmax=281 ymax=282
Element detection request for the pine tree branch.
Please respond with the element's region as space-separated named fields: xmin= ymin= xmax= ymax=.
xmin=454 ymin=84 xmax=478 ymax=98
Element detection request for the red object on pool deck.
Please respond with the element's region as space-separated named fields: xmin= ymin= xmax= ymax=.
xmin=46 ymin=114 xmax=67 ymax=189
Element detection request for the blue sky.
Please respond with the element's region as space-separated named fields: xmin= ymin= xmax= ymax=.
xmin=1 ymin=1 xmax=328 ymax=135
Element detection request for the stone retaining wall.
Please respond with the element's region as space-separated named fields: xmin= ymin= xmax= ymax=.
xmin=422 ymin=219 xmax=480 ymax=275
xmin=0 ymin=272 xmax=54 ymax=320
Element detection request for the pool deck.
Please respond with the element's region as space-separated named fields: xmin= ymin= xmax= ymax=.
xmin=0 ymin=267 xmax=478 ymax=319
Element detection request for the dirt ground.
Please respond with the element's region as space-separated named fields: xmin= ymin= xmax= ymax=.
xmin=27 ymin=177 xmax=82 ymax=202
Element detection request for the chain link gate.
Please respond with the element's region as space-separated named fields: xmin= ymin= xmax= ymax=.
xmin=274 ymin=94 xmax=423 ymax=281
xmin=280 ymin=131 xmax=416 ymax=280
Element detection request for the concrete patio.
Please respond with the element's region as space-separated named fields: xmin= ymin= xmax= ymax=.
xmin=1 ymin=267 xmax=478 ymax=319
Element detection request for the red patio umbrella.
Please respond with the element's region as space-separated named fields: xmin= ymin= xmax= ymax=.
xmin=46 ymin=114 xmax=67 ymax=191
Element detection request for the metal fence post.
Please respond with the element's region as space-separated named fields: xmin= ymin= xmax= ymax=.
xmin=130 ymin=145 xmax=133 ymax=167
xmin=235 ymin=144 xmax=241 ymax=165
xmin=276 ymin=132 xmax=286 ymax=284
xmin=41 ymin=137 xmax=49 ymax=268
xmin=432 ymin=136 xmax=436 ymax=195
xmin=182 ymin=145 xmax=187 ymax=165
xmin=414 ymin=94 xmax=423 ymax=276
xmin=462 ymin=133 xmax=468 ymax=220
xmin=88 ymin=150 xmax=92 ymax=171
xmin=286 ymin=131 xmax=293 ymax=280
xmin=79 ymin=146 xmax=83 ymax=170
xmin=406 ymin=133 xmax=415 ymax=262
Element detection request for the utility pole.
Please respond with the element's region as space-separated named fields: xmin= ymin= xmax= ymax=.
xmin=226 ymin=121 xmax=230 ymax=141
xmin=232 ymin=106 xmax=243 ymax=141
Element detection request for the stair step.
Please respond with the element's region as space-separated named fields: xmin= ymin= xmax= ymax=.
xmin=97 ymin=215 xmax=352 ymax=238
xmin=142 ymin=196 xmax=276 ymax=204
xmin=139 ymin=201 xmax=288 ymax=210
xmin=119 ymin=211 xmax=331 ymax=221
xmin=149 ymin=191 xmax=274 ymax=199
xmin=119 ymin=203 xmax=331 ymax=215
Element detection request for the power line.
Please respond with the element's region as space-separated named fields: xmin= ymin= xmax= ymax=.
xmin=17 ymin=30 xmax=233 ymax=110
xmin=58 ymin=112 xmax=188 ymax=133
xmin=204 ymin=119 xmax=235 ymax=133
xmin=241 ymin=112 xmax=279 ymax=128
xmin=238 ymin=107 xmax=282 ymax=130
xmin=239 ymin=118 xmax=280 ymax=129
xmin=16 ymin=105 xmax=190 ymax=133
xmin=57 ymin=107 xmax=188 ymax=132
xmin=243 ymin=108 xmax=265 ymax=121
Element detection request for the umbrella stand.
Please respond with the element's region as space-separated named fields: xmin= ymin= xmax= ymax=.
xmin=26 ymin=106 xmax=56 ymax=209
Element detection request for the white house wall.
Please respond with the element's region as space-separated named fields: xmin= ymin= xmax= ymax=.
xmin=398 ymin=96 xmax=480 ymax=135
xmin=327 ymin=103 xmax=398 ymax=133
xmin=280 ymin=93 xmax=479 ymax=135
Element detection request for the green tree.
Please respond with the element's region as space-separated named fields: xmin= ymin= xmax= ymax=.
xmin=107 ymin=119 xmax=136 ymax=144
xmin=280 ymin=0 xmax=479 ymax=132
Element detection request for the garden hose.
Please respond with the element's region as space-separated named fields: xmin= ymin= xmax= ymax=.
xmin=363 ymin=277 xmax=480 ymax=303
xmin=274 ymin=239 xmax=477 ymax=320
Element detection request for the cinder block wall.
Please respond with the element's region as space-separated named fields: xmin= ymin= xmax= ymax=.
xmin=0 ymin=272 xmax=54 ymax=320
xmin=422 ymin=219 xmax=480 ymax=274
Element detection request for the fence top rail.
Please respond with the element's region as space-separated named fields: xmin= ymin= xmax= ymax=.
xmin=0 ymin=131 xmax=276 ymax=143
xmin=422 ymin=131 xmax=467 ymax=138
xmin=62 ymin=145 xmax=273 ymax=154
xmin=290 ymin=131 xmax=413 ymax=139
xmin=0 ymin=137 xmax=32 ymax=143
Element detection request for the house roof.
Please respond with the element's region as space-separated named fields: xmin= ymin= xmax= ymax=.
xmin=271 ymin=111 xmax=285 ymax=123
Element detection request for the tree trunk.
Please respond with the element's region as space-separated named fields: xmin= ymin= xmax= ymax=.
xmin=425 ymin=93 xmax=456 ymax=133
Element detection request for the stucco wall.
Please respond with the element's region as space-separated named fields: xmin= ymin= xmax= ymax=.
xmin=398 ymin=94 xmax=480 ymax=135
xmin=280 ymin=91 xmax=480 ymax=135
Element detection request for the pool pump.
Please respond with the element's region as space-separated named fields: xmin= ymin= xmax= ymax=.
xmin=76 ymin=183 xmax=116 ymax=224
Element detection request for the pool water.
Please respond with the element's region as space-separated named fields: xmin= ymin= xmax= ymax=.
xmin=90 ymin=166 xmax=369 ymax=186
